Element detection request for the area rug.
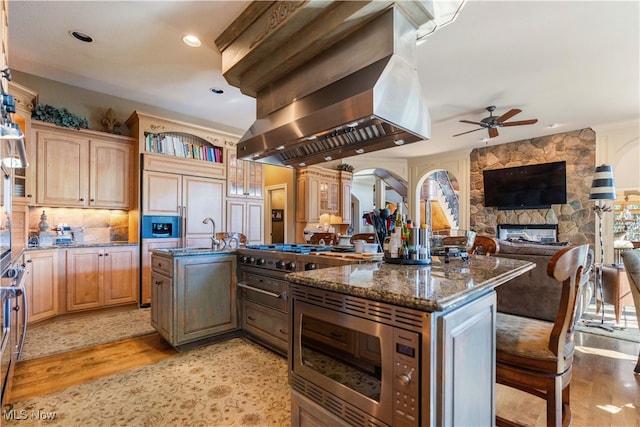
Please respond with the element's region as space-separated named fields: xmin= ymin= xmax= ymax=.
xmin=6 ymin=338 xmax=290 ymax=427
xmin=21 ymin=308 xmax=154 ymax=361
xmin=576 ymin=303 xmax=640 ymax=343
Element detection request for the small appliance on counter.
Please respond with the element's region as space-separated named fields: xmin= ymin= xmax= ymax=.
xmin=54 ymin=223 xmax=73 ymax=245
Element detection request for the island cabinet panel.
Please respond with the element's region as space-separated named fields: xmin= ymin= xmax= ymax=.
xmin=33 ymin=122 xmax=134 ymax=209
xmin=66 ymin=246 xmax=139 ymax=312
xmin=23 ymin=250 xmax=59 ymax=323
xmin=151 ymin=270 xmax=173 ymax=341
xmin=435 ymin=291 xmax=496 ymax=426
xmin=151 ymin=253 xmax=238 ymax=347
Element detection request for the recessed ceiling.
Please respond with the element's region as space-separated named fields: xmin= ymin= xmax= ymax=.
xmin=7 ymin=1 xmax=639 ymax=160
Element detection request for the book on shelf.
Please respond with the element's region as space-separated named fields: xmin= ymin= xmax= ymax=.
xmin=144 ymin=132 xmax=223 ymax=163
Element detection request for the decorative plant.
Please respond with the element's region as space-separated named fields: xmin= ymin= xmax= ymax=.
xmin=336 ymin=163 xmax=354 ymax=172
xmin=32 ymin=103 xmax=89 ymax=130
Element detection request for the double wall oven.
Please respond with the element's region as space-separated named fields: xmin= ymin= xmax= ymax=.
xmin=236 ymin=244 xmax=361 ymax=356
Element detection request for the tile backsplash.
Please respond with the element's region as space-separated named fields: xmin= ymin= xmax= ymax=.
xmin=29 ymin=208 xmax=130 ymax=243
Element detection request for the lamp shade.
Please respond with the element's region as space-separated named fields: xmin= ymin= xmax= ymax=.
xmin=589 ymin=164 xmax=616 ymax=201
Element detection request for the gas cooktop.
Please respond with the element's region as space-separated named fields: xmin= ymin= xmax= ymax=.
xmin=244 ymin=244 xmax=333 ymax=254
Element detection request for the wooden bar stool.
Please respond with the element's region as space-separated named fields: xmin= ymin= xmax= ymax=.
xmin=495 ymin=244 xmax=590 ymax=427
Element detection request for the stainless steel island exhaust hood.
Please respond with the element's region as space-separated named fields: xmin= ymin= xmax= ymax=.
xmin=218 ymin=4 xmax=432 ymax=168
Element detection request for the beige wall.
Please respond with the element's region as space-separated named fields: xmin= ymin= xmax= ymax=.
xmin=263 ymin=165 xmax=295 ymax=243
xmin=13 ymin=71 xmax=244 ymax=137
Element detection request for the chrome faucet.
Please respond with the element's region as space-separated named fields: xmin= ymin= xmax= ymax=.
xmin=202 ymin=217 xmax=220 ymax=250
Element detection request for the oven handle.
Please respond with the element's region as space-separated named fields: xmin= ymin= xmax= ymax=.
xmin=237 ymin=282 xmax=287 ymax=300
xmin=15 ymin=268 xmax=28 ymax=359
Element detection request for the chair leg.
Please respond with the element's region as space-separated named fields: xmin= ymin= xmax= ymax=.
xmin=562 ymin=384 xmax=572 ymax=427
xmin=635 ymin=350 xmax=640 ymax=374
xmin=547 ymin=377 xmax=564 ymax=427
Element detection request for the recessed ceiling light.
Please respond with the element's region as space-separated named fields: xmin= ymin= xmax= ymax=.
xmin=209 ymin=87 xmax=224 ymax=95
xmin=324 ymin=156 xmax=332 ymax=161
xmin=182 ymin=35 xmax=201 ymax=47
xmin=548 ymin=123 xmax=561 ymax=129
xmin=394 ymin=139 xmax=405 ymax=146
xmin=276 ymin=145 xmax=285 ymax=150
xmin=355 ymin=148 xmax=365 ymax=154
xmin=70 ymin=31 xmax=93 ymax=43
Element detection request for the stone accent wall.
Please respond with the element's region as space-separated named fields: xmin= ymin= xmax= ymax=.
xmin=470 ymin=128 xmax=595 ymax=245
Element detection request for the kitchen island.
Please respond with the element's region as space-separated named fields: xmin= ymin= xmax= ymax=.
xmin=150 ymin=248 xmax=238 ymax=348
xmin=286 ymin=255 xmax=534 ymax=427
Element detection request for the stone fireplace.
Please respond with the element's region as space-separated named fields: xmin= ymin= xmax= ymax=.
xmin=470 ymin=128 xmax=595 ymax=245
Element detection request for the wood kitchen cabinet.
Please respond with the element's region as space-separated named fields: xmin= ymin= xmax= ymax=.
xmin=226 ymin=149 xmax=263 ymax=199
xmin=225 ymin=148 xmax=264 ymax=244
xmin=66 ymin=245 xmax=139 ymax=311
xmin=296 ymin=166 xmax=352 ymax=224
xmin=150 ymin=252 xmax=238 ymax=347
xmin=33 ymin=122 xmax=134 ymax=209
xmin=226 ymin=199 xmax=263 ymax=245
xmin=23 ymin=250 xmax=59 ymax=323
xmin=140 ymin=238 xmax=180 ymax=306
xmin=142 ymin=166 xmax=225 ymax=248
xmin=8 ymin=82 xmax=37 ymax=206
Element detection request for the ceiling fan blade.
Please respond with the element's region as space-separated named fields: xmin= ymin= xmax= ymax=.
xmin=488 ymin=127 xmax=499 ymax=138
xmin=453 ymin=128 xmax=484 ymax=137
xmin=502 ymin=119 xmax=539 ymax=126
xmin=459 ymin=120 xmax=484 ymax=126
xmin=496 ymin=108 xmax=521 ymax=123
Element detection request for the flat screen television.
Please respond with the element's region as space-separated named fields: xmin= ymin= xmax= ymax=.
xmin=483 ymin=161 xmax=567 ymax=209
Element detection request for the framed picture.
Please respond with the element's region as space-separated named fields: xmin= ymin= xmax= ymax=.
xmin=271 ymin=209 xmax=284 ymax=221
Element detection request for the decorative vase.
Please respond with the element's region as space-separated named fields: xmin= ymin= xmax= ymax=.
xmin=38 ymin=210 xmax=49 ymax=232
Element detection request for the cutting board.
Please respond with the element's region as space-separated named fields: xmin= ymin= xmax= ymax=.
xmin=318 ymin=252 xmax=383 ymax=260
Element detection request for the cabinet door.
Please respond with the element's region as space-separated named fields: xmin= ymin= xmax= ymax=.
xmin=175 ymin=255 xmax=237 ymax=344
xmin=66 ymin=248 xmax=103 ymax=311
xmin=142 ymin=170 xmax=182 ymax=216
xmin=150 ymin=270 xmax=173 ymax=342
xmin=90 ymin=139 xmax=131 ymax=208
xmin=226 ymin=150 xmax=245 ymax=197
xmin=23 ymin=250 xmax=59 ymax=323
xmin=308 ymin=176 xmax=320 ymax=223
xmin=245 ymin=161 xmax=263 ymax=198
xmin=141 ymin=239 xmax=180 ymax=306
xmin=183 ymin=176 xmax=224 ymax=243
xmin=246 ymin=201 xmax=264 ymax=245
xmin=104 ymin=246 xmax=138 ymax=306
xmin=36 ymin=130 xmax=89 ymax=207
xmin=341 ymin=179 xmax=352 ymax=224
xmin=226 ymin=199 xmax=246 ymax=236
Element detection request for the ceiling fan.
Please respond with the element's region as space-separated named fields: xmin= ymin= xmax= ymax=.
xmin=453 ymin=106 xmax=538 ymax=139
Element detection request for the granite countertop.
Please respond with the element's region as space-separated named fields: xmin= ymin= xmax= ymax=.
xmin=151 ymin=247 xmax=238 ymax=257
xmin=25 ymin=242 xmax=138 ymax=251
xmin=286 ymin=255 xmax=535 ymax=312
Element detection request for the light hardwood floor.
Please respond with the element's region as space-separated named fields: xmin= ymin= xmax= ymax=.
xmin=10 ymin=331 xmax=640 ymax=426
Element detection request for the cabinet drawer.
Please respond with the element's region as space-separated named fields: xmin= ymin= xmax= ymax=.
xmin=151 ymin=255 xmax=173 ymax=276
xmin=243 ymin=301 xmax=288 ymax=355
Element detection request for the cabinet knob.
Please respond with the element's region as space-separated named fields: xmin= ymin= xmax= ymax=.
xmin=98 ymin=253 xmax=103 ymax=257
xmin=154 ymin=280 xmax=162 ymax=285
xmin=79 ymin=198 xmax=84 ymax=202
xmin=105 ymin=253 xmax=109 ymax=256
xmin=90 ymin=198 xmax=95 ymax=202
xmin=27 ymin=194 xmax=32 ymax=198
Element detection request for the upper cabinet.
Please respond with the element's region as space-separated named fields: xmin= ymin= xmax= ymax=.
xmin=32 ymin=122 xmax=134 ymax=209
xmin=297 ymin=166 xmax=351 ymax=224
xmin=226 ymin=148 xmax=263 ymax=199
xmin=8 ymin=82 xmax=38 ymax=205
